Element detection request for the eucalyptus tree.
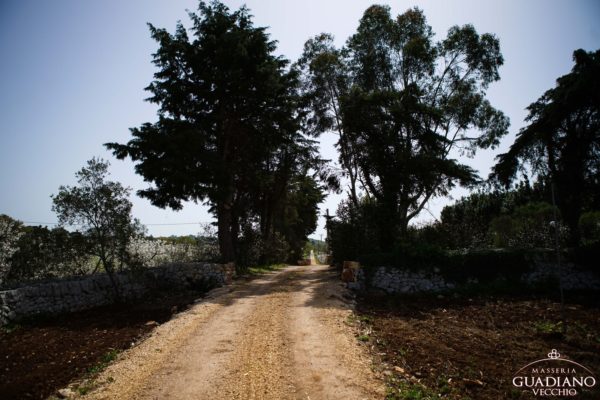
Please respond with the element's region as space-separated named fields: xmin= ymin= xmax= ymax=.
xmin=297 ymin=34 xmax=360 ymax=206
xmin=299 ymin=6 xmax=508 ymax=249
xmin=492 ymin=49 xmax=600 ymax=244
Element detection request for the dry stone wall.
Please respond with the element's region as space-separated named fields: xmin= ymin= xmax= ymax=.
xmin=0 ymin=262 xmax=234 ymax=325
xmin=361 ymin=262 xmax=600 ymax=294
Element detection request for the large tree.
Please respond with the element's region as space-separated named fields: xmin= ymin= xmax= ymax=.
xmin=107 ymin=1 xmax=320 ymax=263
xmin=492 ymin=49 xmax=600 ymax=244
xmin=299 ymin=6 xmax=508 ymax=250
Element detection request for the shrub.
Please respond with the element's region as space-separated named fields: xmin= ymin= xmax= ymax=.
xmin=579 ymin=211 xmax=600 ymax=243
xmin=359 ymin=246 xmax=534 ymax=284
xmin=358 ymin=242 xmax=446 ymax=271
xmin=443 ymin=248 xmax=532 ymax=283
xmin=8 ymin=226 xmax=92 ymax=282
xmin=566 ymin=240 xmax=600 ymax=271
xmin=0 ymin=215 xmax=24 ymax=285
xmin=327 ymin=197 xmax=384 ymax=268
xmin=489 ymin=202 xmax=559 ymax=248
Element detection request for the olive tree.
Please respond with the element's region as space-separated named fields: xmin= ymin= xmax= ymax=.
xmin=52 ymin=158 xmax=141 ymax=298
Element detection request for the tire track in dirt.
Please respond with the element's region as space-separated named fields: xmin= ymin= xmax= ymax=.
xmin=217 ymin=271 xmax=300 ymax=399
xmin=289 ymin=268 xmax=384 ymax=400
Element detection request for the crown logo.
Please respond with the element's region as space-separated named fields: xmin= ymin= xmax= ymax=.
xmin=547 ymin=349 xmax=561 ymax=359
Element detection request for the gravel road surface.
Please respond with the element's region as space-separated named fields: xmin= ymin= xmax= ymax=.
xmin=84 ymin=265 xmax=384 ymax=399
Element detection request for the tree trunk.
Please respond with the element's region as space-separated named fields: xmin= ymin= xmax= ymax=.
xmin=217 ymin=202 xmax=235 ymax=263
xmin=557 ymin=178 xmax=582 ymax=246
xmin=101 ymin=257 xmax=121 ymax=302
xmin=378 ymin=199 xmax=400 ymax=252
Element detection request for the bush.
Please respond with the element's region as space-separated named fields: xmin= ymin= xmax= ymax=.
xmin=579 ymin=211 xmax=600 ymax=243
xmin=0 ymin=215 xmax=24 ymax=285
xmin=358 ymin=242 xmax=446 ymax=270
xmin=328 ymin=220 xmax=361 ymax=267
xmin=566 ymin=240 xmax=600 ymax=270
xmin=359 ymin=245 xmax=534 ymax=284
xmin=8 ymin=226 xmax=92 ymax=282
xmin=327 ymin=197 xmax=384 ymax=268
xmin=126 ymin=226 xmax=220 ymax=269
xmin=443 ymin=248 xmax=532 ymax=283
xmin=489 ymin=202 xmax=559 ymax=248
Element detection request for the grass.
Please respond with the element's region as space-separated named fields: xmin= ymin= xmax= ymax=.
xmin=73 ymin=349 xmax=121 ymax=396
xmin=385 ymin=379 xmax=472 ymax=400
xmin=346 ymin=312 xmax=374 ymax=343
xmin=346 ymin=314 xmax=373 ymax=326
xmin=357 ymin=334 xmax=370 ymax=342
xmin=1 ymin=322 xmax=21 ymax=334
xmin=533 ymin=320 xmax=563 ymax=335
xmin=86 ymin=349 xmax=120 ymax=375
xmin=247 ymin=263 xmax=287 ymax=276
xmin=385 ymin=381 xmax=440 ymax=400
xmin=533 ymin=319 xmax=600 ymax=344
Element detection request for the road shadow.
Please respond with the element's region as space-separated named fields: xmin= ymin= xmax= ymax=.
xmin=197 ymin=264 xmax=355 ymax=312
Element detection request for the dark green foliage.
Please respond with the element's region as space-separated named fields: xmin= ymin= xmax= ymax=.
xmin=360 ymin=247 xmax=534 ymax=285
xmin=358 ymin=242 xmax=447 ymax=271
xmin=432 ymin=180 xmax=550 ymax=249
xmin=358 ymin=243 xmax=599 ymax=289
xmin=489 ymin=202 xmax=558 ymax=248
xmin=444 ymin=249 xmax=532 ymax=284
xmin=273 ymin=175 xmax=325 ymax=262
xmin=438 ymin=190 xmax=506 ymax=248
xmin=579 ymin=211 xmax=600 ymax=243
xmin=236 ymin=175 xmax=324 ymax=266
xmin=492 ymin=49 xmax=600 ymax=244
xmin=8 ymin=226 xmax=90 ymax=283
xmin=566 ymin=240 xmax=600 ymax=271
xmin=301 ymin=6 xmax=508 ymax=250
xmin=327 ymin=219 xmax=360 ymax=267
xmin=106 ymin=1 xmax=326 ymax=266
xmin=328 ymin=179 xmax=556 ymax=268
xmin=326 ymin=197 xmax=382 ymax=267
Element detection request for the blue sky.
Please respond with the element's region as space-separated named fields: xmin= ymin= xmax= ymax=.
xmin=0 ymin=0 xmax=599 ymax=238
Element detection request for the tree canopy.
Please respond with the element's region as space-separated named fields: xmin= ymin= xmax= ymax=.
xmin=106 ymin=1 xmax=326 ymax=265
xmin=492 ymin=49 xmax=600 ymax=243
xmin=52 ymin=158 xmax=141 ymax=296
xmin=300 ymin=5 xmax=508 ymax=250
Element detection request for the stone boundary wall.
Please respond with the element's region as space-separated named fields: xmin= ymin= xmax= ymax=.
xmin=360 ymin=262 xmax=600 ymax=294
xmin=0 ymin=262 xmax=235 ymax=325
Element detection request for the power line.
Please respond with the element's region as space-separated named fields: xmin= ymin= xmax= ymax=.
xmin=144 ymin=222 xmax=209 ymax=226
xmin=22 ymin=221 xmax=209 ymax=226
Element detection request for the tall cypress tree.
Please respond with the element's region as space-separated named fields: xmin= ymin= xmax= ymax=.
xmin=106 ymin=1 xmax=307 ymax=262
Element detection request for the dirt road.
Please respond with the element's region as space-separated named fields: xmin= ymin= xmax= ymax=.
xmin=84 ymin=265 xmax=384 ymax=399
